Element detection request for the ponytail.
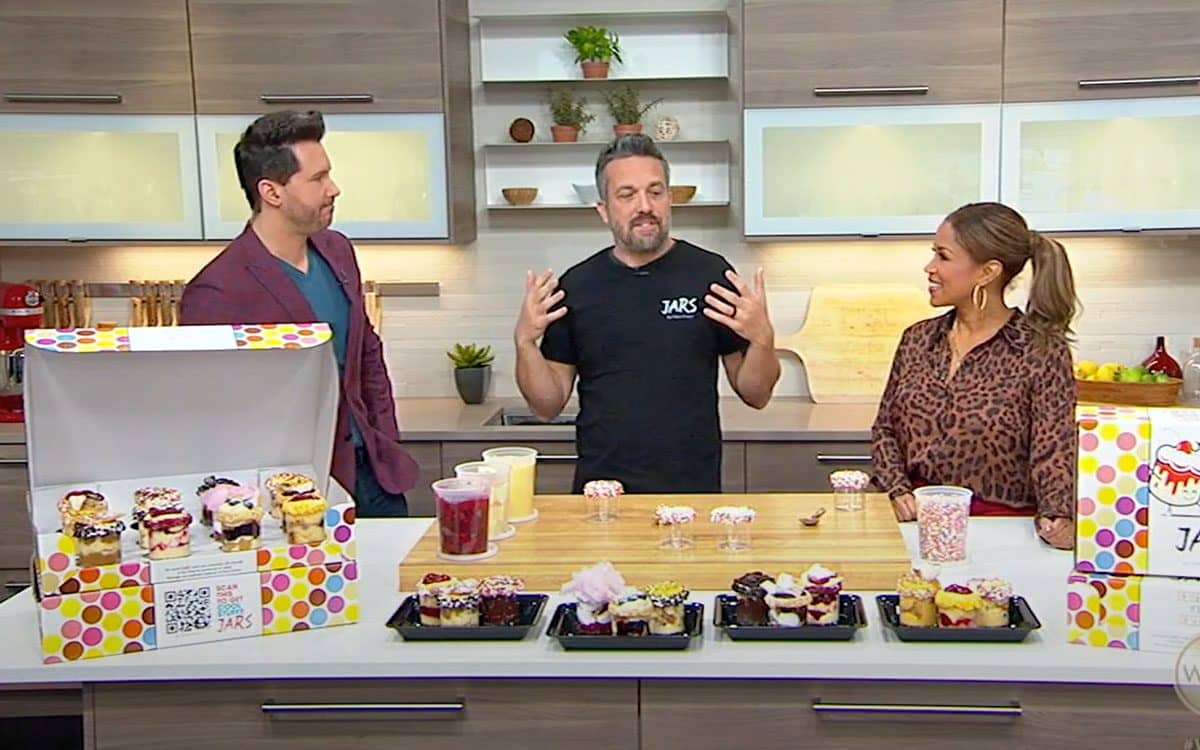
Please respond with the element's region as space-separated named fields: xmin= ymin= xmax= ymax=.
xmin=1026 ymin=231 xmax=1080 ymax=347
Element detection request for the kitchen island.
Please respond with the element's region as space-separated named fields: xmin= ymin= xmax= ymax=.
xmin=0 ymin=507 xmax=1196 ymax=748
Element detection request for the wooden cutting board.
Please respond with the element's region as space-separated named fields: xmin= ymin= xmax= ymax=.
xmin=776 ymin=284 xmax=934 ymax=403
xmin=397 ymin=493 xmax=910 ymax=592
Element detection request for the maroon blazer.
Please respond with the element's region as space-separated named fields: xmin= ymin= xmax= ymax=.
xmin=179 ymin=226 xmax=419 ymax=495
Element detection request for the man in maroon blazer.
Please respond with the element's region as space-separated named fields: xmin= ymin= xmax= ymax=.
xmin=180 ymin=110 xmax=418 ymax=516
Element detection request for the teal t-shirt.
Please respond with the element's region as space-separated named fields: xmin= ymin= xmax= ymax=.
xmin=278 ymin=245 xmax=362 ymax=446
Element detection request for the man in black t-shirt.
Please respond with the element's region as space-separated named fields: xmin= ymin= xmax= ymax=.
xmin=513 ymin=135 xmax=781 ymax=493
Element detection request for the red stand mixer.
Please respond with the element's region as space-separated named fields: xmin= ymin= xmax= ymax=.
xmin=0 ymin=282 xmax=44 ymax=422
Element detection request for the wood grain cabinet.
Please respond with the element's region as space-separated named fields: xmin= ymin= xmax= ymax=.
xmin=0 ymin=0 xmax=193 ymax=114
xmin=641 ymin=679 xmax=1200 ymax=750
xmin=745 ymin=441 xmax=873 ymax=493
xmin=188 ymin=0 xmax=445 ymax=114
xmin=743 ymin=0 xmax=1003 ymax=107
xmin=1004 ymin=0 xmax=1200 ymax=102
xmin=401 ymin=442 xmax=441 ymax=517
xmin=0 ymin=444 xmax=31 ymax=574
xmin=91 ymin=679 xmax=639 ymax=750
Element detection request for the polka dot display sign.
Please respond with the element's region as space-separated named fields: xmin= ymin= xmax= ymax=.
xmin=1066 ymin=572 xmax=1141 ymax=650
xmin=232 ymin=323 xmax=332 ymax=350
xmin=260 ymin=561 xmax=359 ymax=635
xmin=254 ymin=503 xmax=356 ymax=572
xmin=39 ymin=585 xmax=156 ymax=663
xmin=26 ymin=323 xmax=331 ymax=353
xmin=37 ymin=548 xmax=149 ymax=597
xmin=1075 ymin=406 xmax=1151 ymax=575
xmin=26 ymin=327 xmax=130 ymax=353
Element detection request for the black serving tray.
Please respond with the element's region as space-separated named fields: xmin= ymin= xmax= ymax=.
xmin=875 ymin=594 xmax=1042 ymax=643
xmin=386 ymin=594 xmax=548 ymax=641
xmin=713 ymin=593 xmax=867 ymax=641
xmin=546 ymin=602 xmax=703 ymax=650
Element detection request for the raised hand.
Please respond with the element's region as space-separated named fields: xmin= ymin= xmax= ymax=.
xmin=515 ymin=269 xmax=567 ymax=346
xmin=703 ymin=268 xmax=774 ymax=348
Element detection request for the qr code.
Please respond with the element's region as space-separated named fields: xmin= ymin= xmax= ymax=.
xmin=162 ymin=586 xmax=213 ymax=634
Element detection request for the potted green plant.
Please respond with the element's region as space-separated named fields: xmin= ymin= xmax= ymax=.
xmin=564 ymin=25 xmax=622 ymax=79
xmin=447 ymin=342 xmax=494 ymax=404
xmin=605 ymin=85 xmax=663 ymax=137
xmin=548 ymin=88 xmax=595 ymax=142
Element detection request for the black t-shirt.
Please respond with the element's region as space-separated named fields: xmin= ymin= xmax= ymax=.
xmin=540 ymin=239 xmax=749 ymax=493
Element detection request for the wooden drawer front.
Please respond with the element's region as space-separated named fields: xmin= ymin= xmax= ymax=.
xmin=93 ymin=679 xmax=638 ymax=750
xmin=721 ymin=442 xmax=746 ymax=493
xmin=0 ymin=685 xmax=81 ymax=719
xmin=745 ymin=441 xmax=873 ymax=493
xmin=0 ymin=568 xmax=32 ymax=603
xmin=0 ymin=0 xmax=194 ymax=113
xmin=642 ymin=680 xmax=1200 ymax=750
xmin=1004 ymin=1 xmax=1200 ymax=102
xmin=441 ymin=441 xmax=577 ymax=495
xmin=744 ymin=0 xmax=1003 ymax=107
xmin=0 ymin=450 xmax=30 ymax=570
xmin=402 ymin=442 xmax=441 ymax=517
xmin=189 ymin=0 xmax=444 ymax=113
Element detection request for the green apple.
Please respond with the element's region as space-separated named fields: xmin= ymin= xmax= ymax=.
xmin=1153 ymin=372 xmax=1174 ymax=383
xmin=1118 ymin=368 xmax=1144 ymax=383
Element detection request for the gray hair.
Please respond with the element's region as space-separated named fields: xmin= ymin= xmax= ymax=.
xmin=594 ymin=134 xmax=671 ymax=201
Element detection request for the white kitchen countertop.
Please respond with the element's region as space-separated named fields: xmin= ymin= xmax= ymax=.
xmin=0 ymin=515 xmax=1178 ymax=687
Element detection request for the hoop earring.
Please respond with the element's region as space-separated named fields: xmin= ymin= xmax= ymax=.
xmin=972 ymin=284 xmax=988 ymax=311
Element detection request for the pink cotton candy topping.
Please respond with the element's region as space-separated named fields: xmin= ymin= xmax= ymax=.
xmin=561 ymin=561 xmax=626 ymax=607
xmin=202 ymin=483 xmax=259 ymax=513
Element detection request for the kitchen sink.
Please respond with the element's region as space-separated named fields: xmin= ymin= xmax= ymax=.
xmin=483 ymin=407 xmax=577 ymax=427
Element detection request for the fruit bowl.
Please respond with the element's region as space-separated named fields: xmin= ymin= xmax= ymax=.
xmin=1076 ymin=378 xmax=1181 ymax=407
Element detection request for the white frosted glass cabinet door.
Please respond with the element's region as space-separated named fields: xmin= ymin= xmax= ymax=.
xmin=1001 ymin=97 xmax=1200 ymax=231
xmin=744 ymin=105 xmax=1001 ymax=237
xmin=0 ymin=115 xmax=201 ymax=240
xmin=198 ymin=113 xmax=448 ymax=240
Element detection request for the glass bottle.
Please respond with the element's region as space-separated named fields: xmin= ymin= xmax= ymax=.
xmin=1143 ymin=335 xmax=1183 ymax=378
xmin=1182 ymin=338 xmax=1200 ymax=406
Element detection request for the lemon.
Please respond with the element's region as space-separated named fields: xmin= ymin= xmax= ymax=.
xmin=1095 ymin=364 xmax=1120 ymax=383
xmin=1075 ymin=360 xmax=1098 ymax=379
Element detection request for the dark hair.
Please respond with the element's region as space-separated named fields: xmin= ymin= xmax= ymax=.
xmin=945 ymin=202 xmax=1080 ymax=346
xmin=234 ymin=110 xmax=326 ymax=211
xmin=594 ymin=133 xmax=670 ymax=201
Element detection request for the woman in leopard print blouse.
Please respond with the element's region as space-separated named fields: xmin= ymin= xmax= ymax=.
xmin=871 ymin=202 xmax=1079 ymax=550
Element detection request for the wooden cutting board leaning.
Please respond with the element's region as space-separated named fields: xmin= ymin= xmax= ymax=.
xmin=775 ymin=284 xmax=935 ymax=403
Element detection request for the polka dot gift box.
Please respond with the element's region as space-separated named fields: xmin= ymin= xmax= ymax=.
xmin=1067 ymin=570 xmax=1200 ymax=654
xmin=39 ymin=585 xmax=156 ymax=663
xmin=26 ymin=323 xmax=356 ymax=662
xmin=1077 ymin=405 xmax=1200 ymax=578
xmin=1075 ymin=405 xmax=1151 ymax=576
xmin=260 ymin=561 xmax=360 ymax=635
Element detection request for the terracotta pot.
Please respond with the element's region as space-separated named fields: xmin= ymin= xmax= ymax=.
xmin=551 ymin=125 xmax=579 ymax=142
xmin=613 ymin=123 xmax=643 ymax=137
xmin=581 ymin=61 xmax=610 ymax=79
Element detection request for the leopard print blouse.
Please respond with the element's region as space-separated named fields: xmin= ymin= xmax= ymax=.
xmin=871 ymin=309 xmax=1076 ymax=518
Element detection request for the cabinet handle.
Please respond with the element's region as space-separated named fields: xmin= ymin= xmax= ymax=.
xmin=262 ymin=701 xmax=465 ymax=716
xmin=813 ymin=86 xmax=929 ymax=97
xmin=4 ymin=581 xmax=29 ymax=590
xmin=259 ymin=94 xmax=375 ymax=104
xmin=1079 ymin=76 xmax=1200 ymax=89
xmin=812 ymin=700 xmax=1021 ymax=717
xmin=536 ymin=454 xmax=579 ymax=463
xmin=0 ymin=458 xmax=27 ymax=466
xmin=4 ymin=93 xmax=123 ymax=104
xmin=816 ymin=454 xmax=872 ymax=463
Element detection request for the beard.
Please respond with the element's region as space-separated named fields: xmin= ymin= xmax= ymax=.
xmin=284 ymin=200 xmax=335 ymax=235
xmin=611 ymin=212 xmax=669 ymax=254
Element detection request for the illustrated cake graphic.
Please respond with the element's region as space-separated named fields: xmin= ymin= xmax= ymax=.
xmin=1150 ymin=441 xmax=1200 ymax=507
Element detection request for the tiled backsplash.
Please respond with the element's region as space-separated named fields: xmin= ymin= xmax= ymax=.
xmin=3 ymin=232 xmax=1199 ymax=400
